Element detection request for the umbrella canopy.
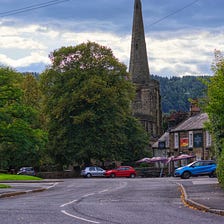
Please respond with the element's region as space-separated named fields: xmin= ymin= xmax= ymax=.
xmin=166 ymin=156 xmax=175 ymax=164
xmin=172 ymin=154 xmax=195 ymax=161
xmin=148 ymin=157 xmax=168 ymax=163
xmin=136 ymin=157 xmax=151 ymax=163
xmin=136 ymin=157 xmax=168 ymax=163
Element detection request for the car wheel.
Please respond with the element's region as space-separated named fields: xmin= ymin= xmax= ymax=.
xmin=209 ymin=171 xmax=216 ymax=178
xmin=110 ymin=173 xmax=115 ymax=178
xmin=86 ymin=173 xmax=92 ymax=178
xmin=181 ymin=171 xmax=191 ymax=179
xmin=130 ymin=173 xmax=136 ymax=178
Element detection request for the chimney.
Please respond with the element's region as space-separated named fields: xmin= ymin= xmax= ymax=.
xmin=190 ymin=99 xmax=201 ymax=116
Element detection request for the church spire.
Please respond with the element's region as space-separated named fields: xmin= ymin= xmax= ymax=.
xmin=129 ymin=0 xmax=150 ymax=84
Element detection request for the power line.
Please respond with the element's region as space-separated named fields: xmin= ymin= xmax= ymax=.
xmin=0 ymin=0 xmax=71 ymax=17
xmin=149 ymin=0 xmax=200 ymax=27
xmin=0 ymin=0 xmax=200 ymax=28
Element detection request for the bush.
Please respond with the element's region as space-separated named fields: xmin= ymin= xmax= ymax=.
xmin=217 ymin=150 xmax=224 ymax=188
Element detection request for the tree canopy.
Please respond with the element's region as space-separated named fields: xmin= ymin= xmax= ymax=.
xmin=203 ymin=50 xmax=224 ymax=187
xmin=40 ymin=42 xmax=149 ymax=168
xmin=203 ymin=50 xmax=224 ymax=153
xmin=0 ymin=67 xmax=47 ymax=169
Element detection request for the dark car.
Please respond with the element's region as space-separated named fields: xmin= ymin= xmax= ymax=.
xmin=81 ymin=166 xmax=106 ymax=178
xmin=17 ymin=167 xmax=35 ymax=176
xmin=174 ymin=160 xmax=216 ymax=179
xmin=105 ymin=166 xmax=136 ymax=178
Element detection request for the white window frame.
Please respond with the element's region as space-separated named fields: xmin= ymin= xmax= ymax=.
xmin=206 ymin=131 xmax=212 ymax=147
xmin=174 ymin=133 xmax=179 ymax=149
xmin=165 ymin=135 xmax=169 ymax=148
xmin=188 ymin=131 xmax=193 ymax=148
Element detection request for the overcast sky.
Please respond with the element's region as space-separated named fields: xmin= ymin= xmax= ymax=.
xmin=1 ymin=0 xmax=224 ymax=77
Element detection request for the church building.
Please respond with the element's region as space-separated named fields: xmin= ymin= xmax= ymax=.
xmin=129 ymin=0 xmax=162 ymax=142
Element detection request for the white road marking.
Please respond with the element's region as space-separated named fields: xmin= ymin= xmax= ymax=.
xmin=60 ymin=183 xmax=127 ymax=223
xmin=98 ymin=189 xmax=108 ymax=193
xmin=60 ymin=199 xmax=78 ymax=208
xmin=46 ymin=183 xmax=58 ymax=189
xmin=61 ymin=210 xmax=100 ymax=224
xmin=60 ymin=191 xmax=95 ymax=208
xmin=83 ymin=193 xmax=95 ymax=197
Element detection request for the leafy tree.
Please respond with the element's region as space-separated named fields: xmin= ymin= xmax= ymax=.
xmin=40 ymin=42 xmax=149 ymax=168
xmin=119 ymin=116 xmax=150 ymax=163
xmin=0 ymin=67 xmax=47 ymax=170
xmin=21 ymin=73 xmax=51 ymax=166
xmin=21 ymin=74 xmax=41 ymax=109
xmin=203 ymin=50 xmax=224 ymax=187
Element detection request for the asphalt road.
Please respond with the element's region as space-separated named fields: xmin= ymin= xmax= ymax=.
xmin=0 ymin=177 xmax=223 ymax=224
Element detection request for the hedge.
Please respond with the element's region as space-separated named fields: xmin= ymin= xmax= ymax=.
xmin=217 ymin=150 xmax=224 ymax=188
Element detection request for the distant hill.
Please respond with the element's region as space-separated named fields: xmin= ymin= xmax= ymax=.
xmin=152 ymin=75 xmax=209 ymax=113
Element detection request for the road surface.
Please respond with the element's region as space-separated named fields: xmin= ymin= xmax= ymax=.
xmin=0 ymin=177 xmax=223 ymax=224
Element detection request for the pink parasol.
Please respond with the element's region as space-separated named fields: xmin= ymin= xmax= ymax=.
xmin=172 ymin=154 xmax=195 ymax=161
xmin=149 ymin=157 xmax=168 ymax=163
xmin=136 ymin=157 xmax=168 ymax=163
xmin=136 ymin=157 xmax=151 ymax=163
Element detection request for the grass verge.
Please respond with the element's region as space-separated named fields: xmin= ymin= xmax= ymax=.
xmin=0 ymin=174 xmax=42 ymax=181
xmin=0 ymin=184 xmax=11 ymax=188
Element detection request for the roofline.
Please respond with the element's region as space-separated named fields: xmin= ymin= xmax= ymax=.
xmin=170 ymin=128 xmax=206 ymax=133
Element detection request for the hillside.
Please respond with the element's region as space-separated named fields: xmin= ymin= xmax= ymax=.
xmin=152 ymin=75 xmax=209 ymax=113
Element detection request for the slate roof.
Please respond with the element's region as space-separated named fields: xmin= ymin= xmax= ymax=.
xmin=170 ymin=113 xmax=209 ymax=132
xmin=152 ymin=132 xmax=169 ymax=148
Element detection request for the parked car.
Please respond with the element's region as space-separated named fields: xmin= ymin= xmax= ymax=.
xmin=17 ymin=167 xmax=35 ymax=176
xmin=105 ymin=166 xmax=136 ymax=178
xmin=81 ymin=166 xmax=106 ymax=178
xmin=174 ymin=160 xmax=216 ymax=179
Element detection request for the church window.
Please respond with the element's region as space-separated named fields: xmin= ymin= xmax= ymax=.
xmin=136 ymin=89 xmax=141 ymax=100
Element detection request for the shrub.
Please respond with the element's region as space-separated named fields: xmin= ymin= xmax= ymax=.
xmin=217 ymin=149 xmax=224 ymax=188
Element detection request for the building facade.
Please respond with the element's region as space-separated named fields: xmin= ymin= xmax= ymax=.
xmin=169 ymin=113 xmax=213 ymax=160
xmin=129 ymin=0 xmax=162 ymax=142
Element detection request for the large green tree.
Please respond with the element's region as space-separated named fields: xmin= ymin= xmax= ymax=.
xmin=40 ymin=42 xmax=149 ymax=168
xmin=203 ymin=50 xmax=224 ymax=187
xmin=0 ymin=67 xmax=47 ymax=170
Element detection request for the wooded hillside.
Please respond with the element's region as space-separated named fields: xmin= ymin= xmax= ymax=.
xmin=152 ymin=75 xmax=209 ymax=113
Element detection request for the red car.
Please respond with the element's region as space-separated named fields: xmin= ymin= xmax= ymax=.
xmin=105 ymin=166 xmax=136 ymax=178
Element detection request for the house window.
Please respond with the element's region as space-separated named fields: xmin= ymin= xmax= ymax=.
xmin=206 ymin=131 xmax=212 ymax=147
xmin=188 ymin=131 xmax=193 ymax=148
xmin=174 ymin=133 xmax=179 ymax=149
xmin=165 ymin=136 xmax=169 ymax=148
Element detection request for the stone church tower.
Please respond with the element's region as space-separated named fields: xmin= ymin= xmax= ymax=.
xmin=129 ymin=0 xmax=162 ymax=142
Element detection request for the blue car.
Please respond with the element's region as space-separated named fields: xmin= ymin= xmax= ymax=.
xmin=174 ymin=160 xmax=216 ymax=179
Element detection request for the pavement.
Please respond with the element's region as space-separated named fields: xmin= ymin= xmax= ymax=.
xmin=0 ymin=179 xmax=61 ymax=198
xmin=178 ymin=178 xmax=224 ymax=216
xmin=0 ymin=178 xmax=224 ymax=216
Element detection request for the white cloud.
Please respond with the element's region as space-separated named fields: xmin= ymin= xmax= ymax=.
xmin=0 ymin=51 xmax=50 ymax=68
xmin=147 ymin=29 xmax=224 ymax=76
xmin=1 ymin=19 xmax=224 ymax=76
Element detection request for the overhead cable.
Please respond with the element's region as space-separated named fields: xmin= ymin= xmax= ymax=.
xmin=0 ymin=0 xmax=71 ymax=17
xmin=149 ymin=0 xmax=200 ymax=27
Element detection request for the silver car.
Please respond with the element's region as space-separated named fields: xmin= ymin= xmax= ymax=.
xmin=17 ymin=167 xmax=35 ymax=176
xmin=81 ymin=166 xmax=105 ymax=178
